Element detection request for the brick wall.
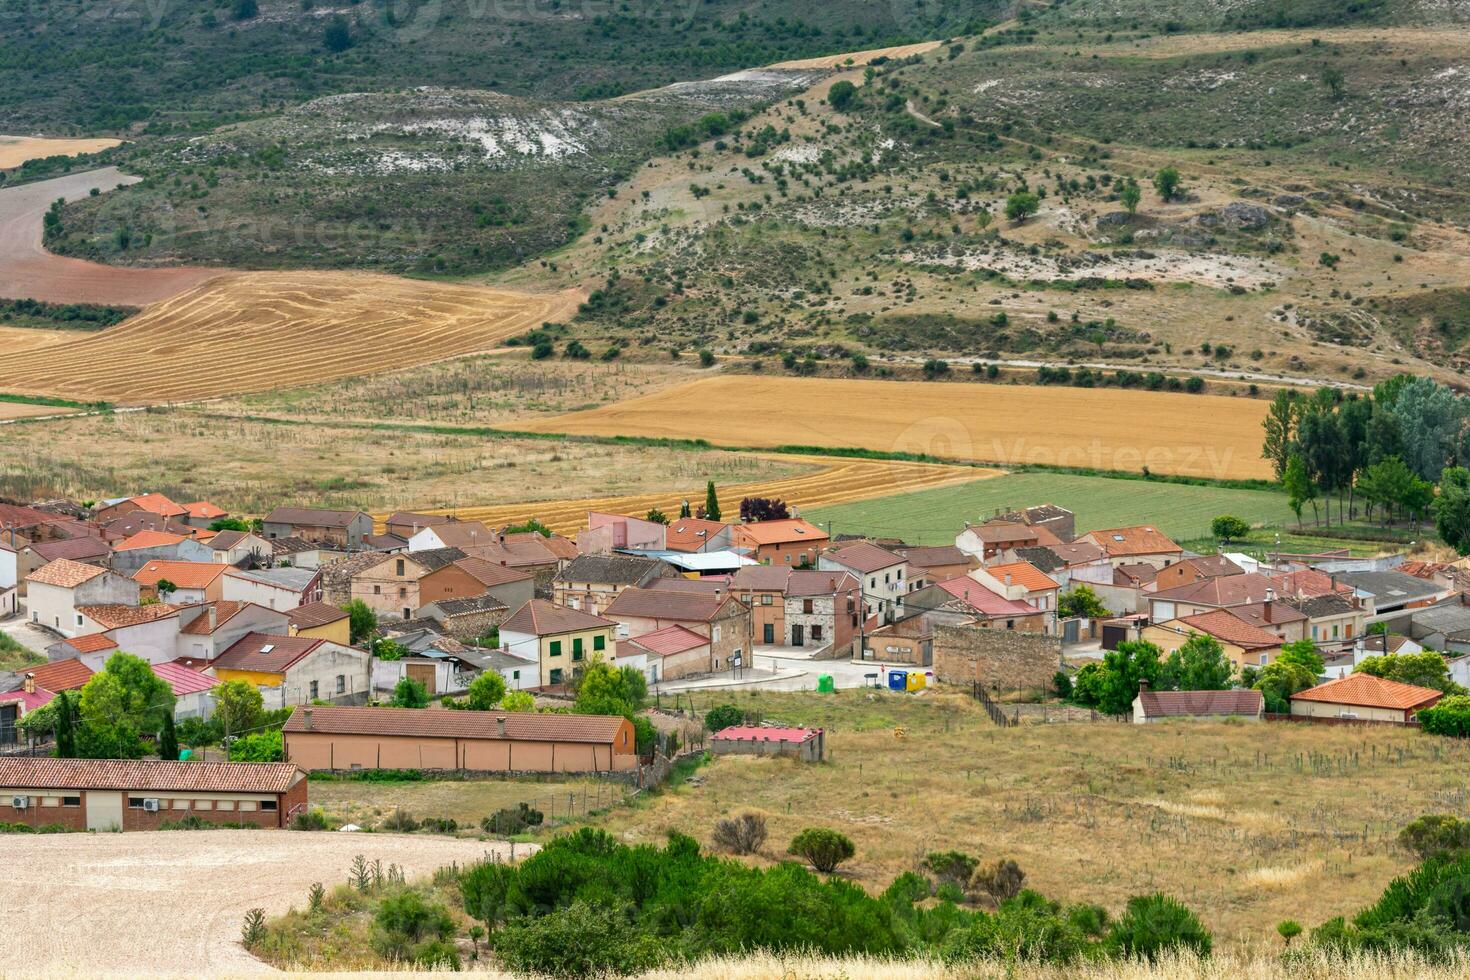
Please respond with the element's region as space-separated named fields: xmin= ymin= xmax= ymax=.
xmin=933 ymin=624 xmax=1060 ymax=693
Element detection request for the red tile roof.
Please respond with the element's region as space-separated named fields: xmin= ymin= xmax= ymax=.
xmin=64 ymin=633 xmax=119 ymax=654
xmin=733 ymin=518 xmax=828 ymax=546
xmin=983 ymin=561 xmax=1059 ymax=592
xmin=183 ymin=501 xmax=227 ymax=520
xmin=712 ymin=725 xmax=820 ymax=744
xmin=1173 ymin=609 xmax=1283 ymax=650
xmin=179 ymin=600 xmax=251 ymax=635
xmin=133 ymin=560 xmax=229 ymax=589
xmin=29 ymin=537 xmax=110 ymax=562
xmin=604 ymin=587 xmax=740 ymax=623
xmin=1083 ymin=525 xmax=1183 ymax=558
xmin=665 ymin=518 xmax=730 ymax=552
xmin=500 ymin=599 xmax=615 ymax=637
xmin=265 ymin=507 xmax=368 ymax=528
xmin=453 ymin=556 xmax=534 ymax=588
xmin=1290 ymin=673 xmax=1443 ymax=711
xmin=287 ymin=601 xmax=349 ymax=630
xmin=213 ymin=633 xmax=324 ymax=674
xmin=150 ymin=661 xmax=217 ymax=696
xmin=625 ymin=625 xmax=709 ymax=657
xmin=126 ymin=493 xmax=187 ymax=518
xmin=1153 ymin=573 xmax=1277 ymax=607
xmin=1137 ymin=689 xmax=1264 ymax=718
xmin=785 ymin=569 xmax=858 ymax=597
xmin=114 ymin=529 xmax=187 ymax=552
xmin=935 ymin=578 xmax=1040 ymax=618
xmin=26 ymin=558 xmax=108 ymax=588
xmin=0 ymin=758 xmax=300 ymax=793
xmin=20 ymin=659 xmax=94 ymax=692
xmin=0 ymin=687 xmax=55 ymax=712
xmin=824 ymin=541 xmax=903 ymax=574
xmin=282 ymin=705 xmax=630 ymax=744
xmin=77 ymin=603 xmax=179 ymax=629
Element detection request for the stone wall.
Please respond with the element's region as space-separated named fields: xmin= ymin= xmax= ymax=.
xmin=933 ymin=624 xmax=1060 ymax=693
xmin=436 ymin=607 xmax=506 ymax=642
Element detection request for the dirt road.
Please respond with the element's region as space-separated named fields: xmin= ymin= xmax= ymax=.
xmin=0 ymin=829 xmax=521 ymax=974
xmin=0 ymin=167 xmax=215 ymax=305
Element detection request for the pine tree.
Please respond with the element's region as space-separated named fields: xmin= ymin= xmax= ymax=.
xmin=703 ymin=480 xmax=721 ymax=521
xmin=54 ymin=691 xmax=76 ymax=758
xmin=158 ymin=712 xmax=180 ymax=762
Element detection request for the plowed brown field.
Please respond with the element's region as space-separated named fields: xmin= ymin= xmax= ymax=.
xmin=0 ymin=271 xmax=582 ymax=404
xmin=384 ymin=455 xmax=997 ymax=535
xmin=521 ymin=375 xmax=1272 ymax=480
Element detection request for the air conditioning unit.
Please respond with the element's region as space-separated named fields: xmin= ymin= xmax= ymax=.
xmin=11 ymin=795 xmax=28 ymax=809
xmin=142 ymin=798 xmax=161 ymax=812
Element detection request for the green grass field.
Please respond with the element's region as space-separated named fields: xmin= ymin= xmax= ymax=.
xmin=805 ymin=470 xmax=1304 ymax=545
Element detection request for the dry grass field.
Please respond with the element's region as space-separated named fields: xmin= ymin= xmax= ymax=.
xmin=0 ymin=134 xmax=119 ymax=168
xmin=0 ymin=271 xmax=582 ymax=404
xmin=0 ymin=410 xmax=807 ymax=517
xmin=309 ymin=776 xmax=629 ymax=830
xmin=0 ymin=830 xmax=513 ymax=974
xmin=594 ymin=689 xmax=1470 ymax=952
xmin=0 ymin=401 xmax=71 ymax=420
xmin=523 ymin=375 xmax=1273 ymax=480
xmin=401 ymin=455 xmax=996 ymax=536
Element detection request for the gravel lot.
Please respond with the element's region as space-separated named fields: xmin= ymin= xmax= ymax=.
xmin=0 ymin=830 xmax=522 ymax=974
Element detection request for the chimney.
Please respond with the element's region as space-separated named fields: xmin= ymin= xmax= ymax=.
xmin=303 ymin=708 xmax=314 ymax=731
xmin=1265 ymin=587 xmax=1276 ymax=603
xmin=22 ymin=673 xmax=35 ymax=694
xmin=496 ymin=715 xmax=507 ymax=737
xmin=207 ymin=604 xmax=217 ymax=631
xmin=1137 ymin=679 xmax=1149 ymax=693
xmin=1004 ymin=572 xmax=1013 ymax=587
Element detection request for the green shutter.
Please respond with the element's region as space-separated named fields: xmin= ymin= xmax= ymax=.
xmin=549 ymin=640 xmax=562 ymax=656
xmin=593 ymin=634 xmax=606 ymax=651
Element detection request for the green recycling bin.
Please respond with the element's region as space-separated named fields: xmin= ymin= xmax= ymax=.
xmin=817 ymin=674 xmax=835 ymax=693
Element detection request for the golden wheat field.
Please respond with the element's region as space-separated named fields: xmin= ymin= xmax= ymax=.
xmin=383 ymin=455 xmax=996 ymax=535
xmin=0 ymin=271 xmax=581 ymax=404
xmin=521 ymin=375 xmax=1274 ymax=480
xmin=0 ymin=134 xmax=120 ymax=168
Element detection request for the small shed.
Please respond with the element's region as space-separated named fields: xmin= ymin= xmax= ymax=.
xmin=710 ymin=725 xmax=825 ymax=762
xmin=1132 ymin=686 xmax=1264 ymax=724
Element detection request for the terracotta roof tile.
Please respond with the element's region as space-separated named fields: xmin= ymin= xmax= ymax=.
xmin=1174 ymin=609 xmax=1283 ymax=650
xmin=933 ymin=578 xmax=1039 ymax=618
xmin=64 ymin=633 xmax=118 ymax=654
xmin=282 ymin=705 xmax=629 ymax=744
xmin=500 ymin=599 xmax=614 ymax=636
xmin=823 ymin=541 xmax=903 ymax=574
xmin=625 ymin=625 xmax=709 ymax=657
xmin=26 ymin=558 xmax=108 ymax=588
xmin=183 ymin=501 xmax=227 ymax=520
xmin=895 ymin=545 xmax=971 ymax=568
xmin=733 ymin=518 xmax=828 ymax=546
xmin=133 ymin=560 xmax=229 ymax=589
xmin=178 ymin=600 xmax=250 ymax=635
xmin=1153 ymin=573 xmax=1277 ymax=607
xmin=665 ymin=518 xmax=730 ymax=552
xmin=984 ymin=561 xmax=1059 ymax=592
xmin=20 ymin=658 xmax=94 ymax=692
xmin=1083 ymin=525 xmax=1183 ymax=558
xmin=213 ymin=633 xmax=324 ymax=673
xmin=712 ymin=725 xmax=819 ymax=744
xmin=1290 ymin=673 xmax=1443 ymax=711
xmin=265 ymin=507 xmax=368 ymax=527
xmin=77 ymin=603 xmax=179 ymax=629
xmin=30 ymin=537 xmax=110 ymax=562
xmin=126 ymin=493 xmax=187 ymax=518
xmin=0 ymin=758 xmax=299 ymax=794
xmin=114 ymin=529 xmax=188 ymax=552
xmin=150 ymin=661 xmax=216 ymax=696
xmin=287 ymin=601 xmax=349 ymax=630
xmin=1137 ymin=689 xmax=1264 ymax=718
xmin=603 ymin=587 xmax=740 ymax=623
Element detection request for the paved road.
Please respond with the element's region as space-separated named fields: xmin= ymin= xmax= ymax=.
xmin=0 ymin=167 xmax=214 ymax=304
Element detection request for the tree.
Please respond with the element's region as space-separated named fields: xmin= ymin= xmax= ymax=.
xmin=645 ymin=508 xmax=669 ymax=525
xmin=1253 ymin=660 xmax=1317 ymax=713
xmin=212 ymin=679 xmax=264 ymax=738
xmin=1094 ymin=640 xmax=1163 ymax=716
xmin=1210 ymin=515 xmax=1250 ymax=542
xmin=500 ymin=690 xmax=535 ymax=713
xmin=209 ymin=518 xmax=250 ymax=532
xmin=1106 ymin=894 xmax=1212 ymax=960
xmin=323 ymin=15 xmax=353 ymax=52
xmin=391 ymin=677 xmax=430 ymax=709
xmin=1437 ymin=467 xmax=1470 ymax=556
xmin=787 ymin=827 xmax=855 ymax=873
xmin=1282 ymin=453 xmax=1315 ymax=525
xmin=154 ymin=578 xmax=178 ymax=601
xmin=678 ymin=499 xmax=692 ymax=519
xmin=827 ymin=80 xmax=857 ymax=111
xmin=1159 ymin=634 xmax=1233 ymax=692
xmin=1396 ymin=376 xmax=1462 ymax=482
xmin=1004 ymin=191 xmax=1040 ymax=222
xmin=464 ymin=672 xmax=508 ymax=710
xmin=344 ymin=599 xmax=377 ymax=645
xmin=705 ymin=703 xmax=744 ymax=732
xmin=53 ymin=690 xmax=76 ymax=758
xmin=503 ymin=518 xmax=553 ymax=538
xmin=1277 ymin=920 xmax=1303 ymax=947
xmin=1153 ymin=167 xmax=1183 ymax=202
xmin=739 ymin=497 xmax=790 ymax=522
xmin=1058 ymin=585 xmax=1109 ymax=620
xmin=1321 ymin=65 xmax=1345 ymax=98
xmin=76 ymin=652 xmax=176 ymax=759
xmin=1277 ymin=638 xmax=1325 ymax=676
xmin=702 ymin=480 xmax=722 ymax=521
xmin=1119 ymin=179 xmax=1141 ymax=216
xmin=1261 ymin=389 xmax=1299 ymax=480
xmin=158 ymin=712 xmax=179 ymax=761
xmin=1357 ymin=652 xmax=1464 ymax=694
xmin=573 ymin=661 xmax=646 ymax=718
xmin=229 ymin=729 xmax=283 ymax=762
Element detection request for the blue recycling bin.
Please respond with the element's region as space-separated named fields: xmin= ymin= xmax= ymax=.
xmin=887 ymin=669 xmax=907 ymax=692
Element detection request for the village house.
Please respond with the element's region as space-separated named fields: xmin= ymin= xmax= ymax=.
xmin=863 ymin=613 xmax=935 ymax=666
xmin=0 ymin=758 xmax=306 ymax=831
xmin=176 ymin=601 xmax=291 ymax=662
xmin=991 ymin=503 xmax=1076 ymax=542
xmin=729 ymin=567 xmax=861 ymax=652
xmin=1131 ymin=685 xmax=1264 ymax=724
xmin=287 ymin=601 xmax=352 ymax=645
xmin=1008 ymin=541 xmax=1108 ymax=591
xmin=134 ymin=561 xmax=230 ymax=604
xmin=603 ymin=588 xmax=752 ymax=670
xmin=261 ymin=507 xmax=374 ymax=551
xmin=203 ymin=529 xmax=272 ymax=566
xmin=222 ymin=566 xmax=322 ymax=610
xmin=1076 ymin=526 xmax=1184 ymax=569
xmin=730 ymin=518 xmax=829 ymax=568
xmin=384 ymin=511 xmax=454 ymax=541
xmin=1151 ymin=554 xmax=1245 ymax=593
xmin=451 ymin=557 xmax=535 ymax=610
xmin=181 ymin=501 xmax=229 ymax=530
xmin=348 ymin=548 xmax=465 ymax=620
xmin=1334 ymin=570 xmax=1451 ymax=616
xmin=211 ymin=633 xmax=371 ymax=708
xmin=891 ymin=544 xmax=975 ymax=590
xmin=26 ymin=560 xmax=140 ymax=637
xmin=110 ymin=530 xmax=214 ymax=573
xmin=1142 ymin=609 xmax=1284 ymax=671
xmin=969 ymin=561 xmax=1060 ymax=635
xmin=407 ymin=519 xmax=496 ymax=553
xmin=57 ymin=604 xmax=183 ymax=665
xmin=1220 ymin=600 xmax=1310 ymax=644
xmin=552 ymin=554 xmax=679 ymax=616
xmin=498 ymin=600 xmax=617 ymax=688
xmin=617 ymin=625 xmax=712 ymax=683
xmin=819 ymin=541 xmax=905 ymax=624
xmin=91 ymin=492 xmax=189 ymax=525
xmin=956 ymin=520 xmax=1061 ymax=562
xmin=1289 ymin=673 xmax=1443 ymax=725
xmin=664 ymin=517 xmax=734 ymax=554
xmin=460 ymin=531 xmax=579 ymax=594
xmin=419 ymin=594 xmax=509 ymax=642
xmin=282 ymin=705 xmax=637 ymax=773
xmin=1147 ymin=573 xmax=1279 ymax=622
xmin=577 ymin=512 xmax=667 ymax=555
xmin=904 ymin=577 xmax=1046 ymax=632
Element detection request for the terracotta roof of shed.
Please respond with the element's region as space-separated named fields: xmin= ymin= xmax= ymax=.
xmin=625 ymin=624 xmax=709 ymax=657
xmin=733 ymin=518 xmax=828 ymax=545
xmin=282 ymin=705 xmax=628 ymax=744
xmin=712 ymin=725 xmax=819 ymax=744
xmin=63 ymin=632 xmax=118 ymax=654
xmin=1290 ymin=673 xmax=1442 ymax=711
xmin=1137 ymin=689 xmax=1264 ymax=718
xmin=0 ymin=758 xmax=300 ymax=793
xmin=984 ymin=561 xmax=1059 ymax=592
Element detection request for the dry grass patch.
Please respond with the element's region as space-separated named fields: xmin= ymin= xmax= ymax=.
xmin=0 ymin=271 xmax=582 ymax=404
xmin=308 ymin=776 xmax=628 ymax=830
xmin=592 ymin=689 xmax=1470 ymax=949
xmin=523 ymin=375 xmax=1273 ymax=479
xmin=0 ymin=135 xmax=119 ymax=168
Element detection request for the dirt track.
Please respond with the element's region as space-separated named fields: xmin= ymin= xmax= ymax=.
xmin=0 ymin=829 xmax=518 ymax=975
xmin=0 ymin=167 xmax=215 ymax=305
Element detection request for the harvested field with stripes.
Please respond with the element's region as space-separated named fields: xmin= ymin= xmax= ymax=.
xmin=385 ymin=455 xmax=997 ymax=536
xmin=522 ymin=375 xmax=1274 ymax=480
xmin=0 ymin=271 xmax=581 ymax=404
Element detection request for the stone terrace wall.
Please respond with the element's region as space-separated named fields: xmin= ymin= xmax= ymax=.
xmin=933 ymin=624 xmax=1060 ymax=693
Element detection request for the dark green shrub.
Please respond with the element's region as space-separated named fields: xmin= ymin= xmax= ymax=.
xmin=788 ymin=827 xmax=855 ymax=873
xmin=922 ymin=851 xmax=978 ymax=887
xmin=371 ymin=889 xmax=459 ymax=968
xmin=1105 ymin=893 xmax=1212 ymax=960
xmin=1401 ymin=815 xmax=1470 ymax=860
xmin=493 ymin=901 xmax=667 ymax=978
xmin=704 ymin=703 xmax=744 ymax=732
xmin=481 ymin=802 xmax=544 ymax=835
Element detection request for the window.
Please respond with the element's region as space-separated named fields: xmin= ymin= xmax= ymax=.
xmin=41 ymin=796 xmax=58 ymax=807
xmin=195 ymin=800 xmax=213 ymax=810
xmin=762 ymin=594 xmax=772 ymax=606
xmin=171 ymin=800 xmax=189 ymax=810
xmin=261 ymin=800 xmax=278 ymax=811
xmin=549 ymin=640 xmax=562 ymax=657
xmin=512 ymin=670 xmax=520 ymax=682
xmin=336 ymin=674 xmax=346 ymax=694
xmin=217 ymin=800 xmax=235 ymax=811
xmin=593 ymin=634 xmax=605 ymax=652
xmin=395 ymin=559 xmax=405 ymax=576
xmin=373 ymin=584 xmax=382 ymax=595
xmin=572 ymin=637 xmax=584 ymax=661
xmin=309 ymin=680 xmax=319 ymax=699
xmin=803 ymin=599 xmax=814 ymax=614
xmin=1006 ymin=620 xmax=1015 ymax=630
xmin=128 ymin=797 xmax=147 ymax=809
xmin=812 ymin=625 xmax=824 ymax=641
xmin=239 ymin=801 xmax=258 ymax=812
xmin=76 ymin=613 xmax=84 ymax=627
xmin=549 ymin=668 xmax=564 ymax=685
xmin=398 ymin=586 xmax=407 ymax=598
xmin=870 ymin=577 xmax=877 ymax=589
xmin=784 ymin=554 xmax=791 ymax=564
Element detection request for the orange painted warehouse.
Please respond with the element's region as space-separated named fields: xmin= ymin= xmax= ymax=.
xmin=281 ymin=705 xmax=638 ymax=773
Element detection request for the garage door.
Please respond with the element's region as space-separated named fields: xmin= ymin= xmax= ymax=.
xmin=87 ymin=791 xmax=124 ymax=831
xmin=406 ymin=662 xmax=437 ymax=695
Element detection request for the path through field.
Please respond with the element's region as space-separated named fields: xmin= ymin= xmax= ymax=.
xmin=384 ymin=455 xmax=997 ymax=535
xmin=520 ymin=375 xmax=1274 ymax=480
xmin=0 ymin=830 xmax=517 ymax=974
xmin=0 ymin=167 xmax=216 ymax=304
xmin=0 ymin=272 xmax=583 ymax=404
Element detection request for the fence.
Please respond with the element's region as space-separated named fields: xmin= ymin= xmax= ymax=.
xmin=970 ymin=682 xmax=1015 ymax=728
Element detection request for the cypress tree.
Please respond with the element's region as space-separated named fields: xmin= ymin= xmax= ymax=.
xmin=54 ymin=691 xmax=75 ymax=758
xmin=703 ymin=481 xmax=721 ymax=521
xmin=158 ymin=712 xmax=180 ymax=762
